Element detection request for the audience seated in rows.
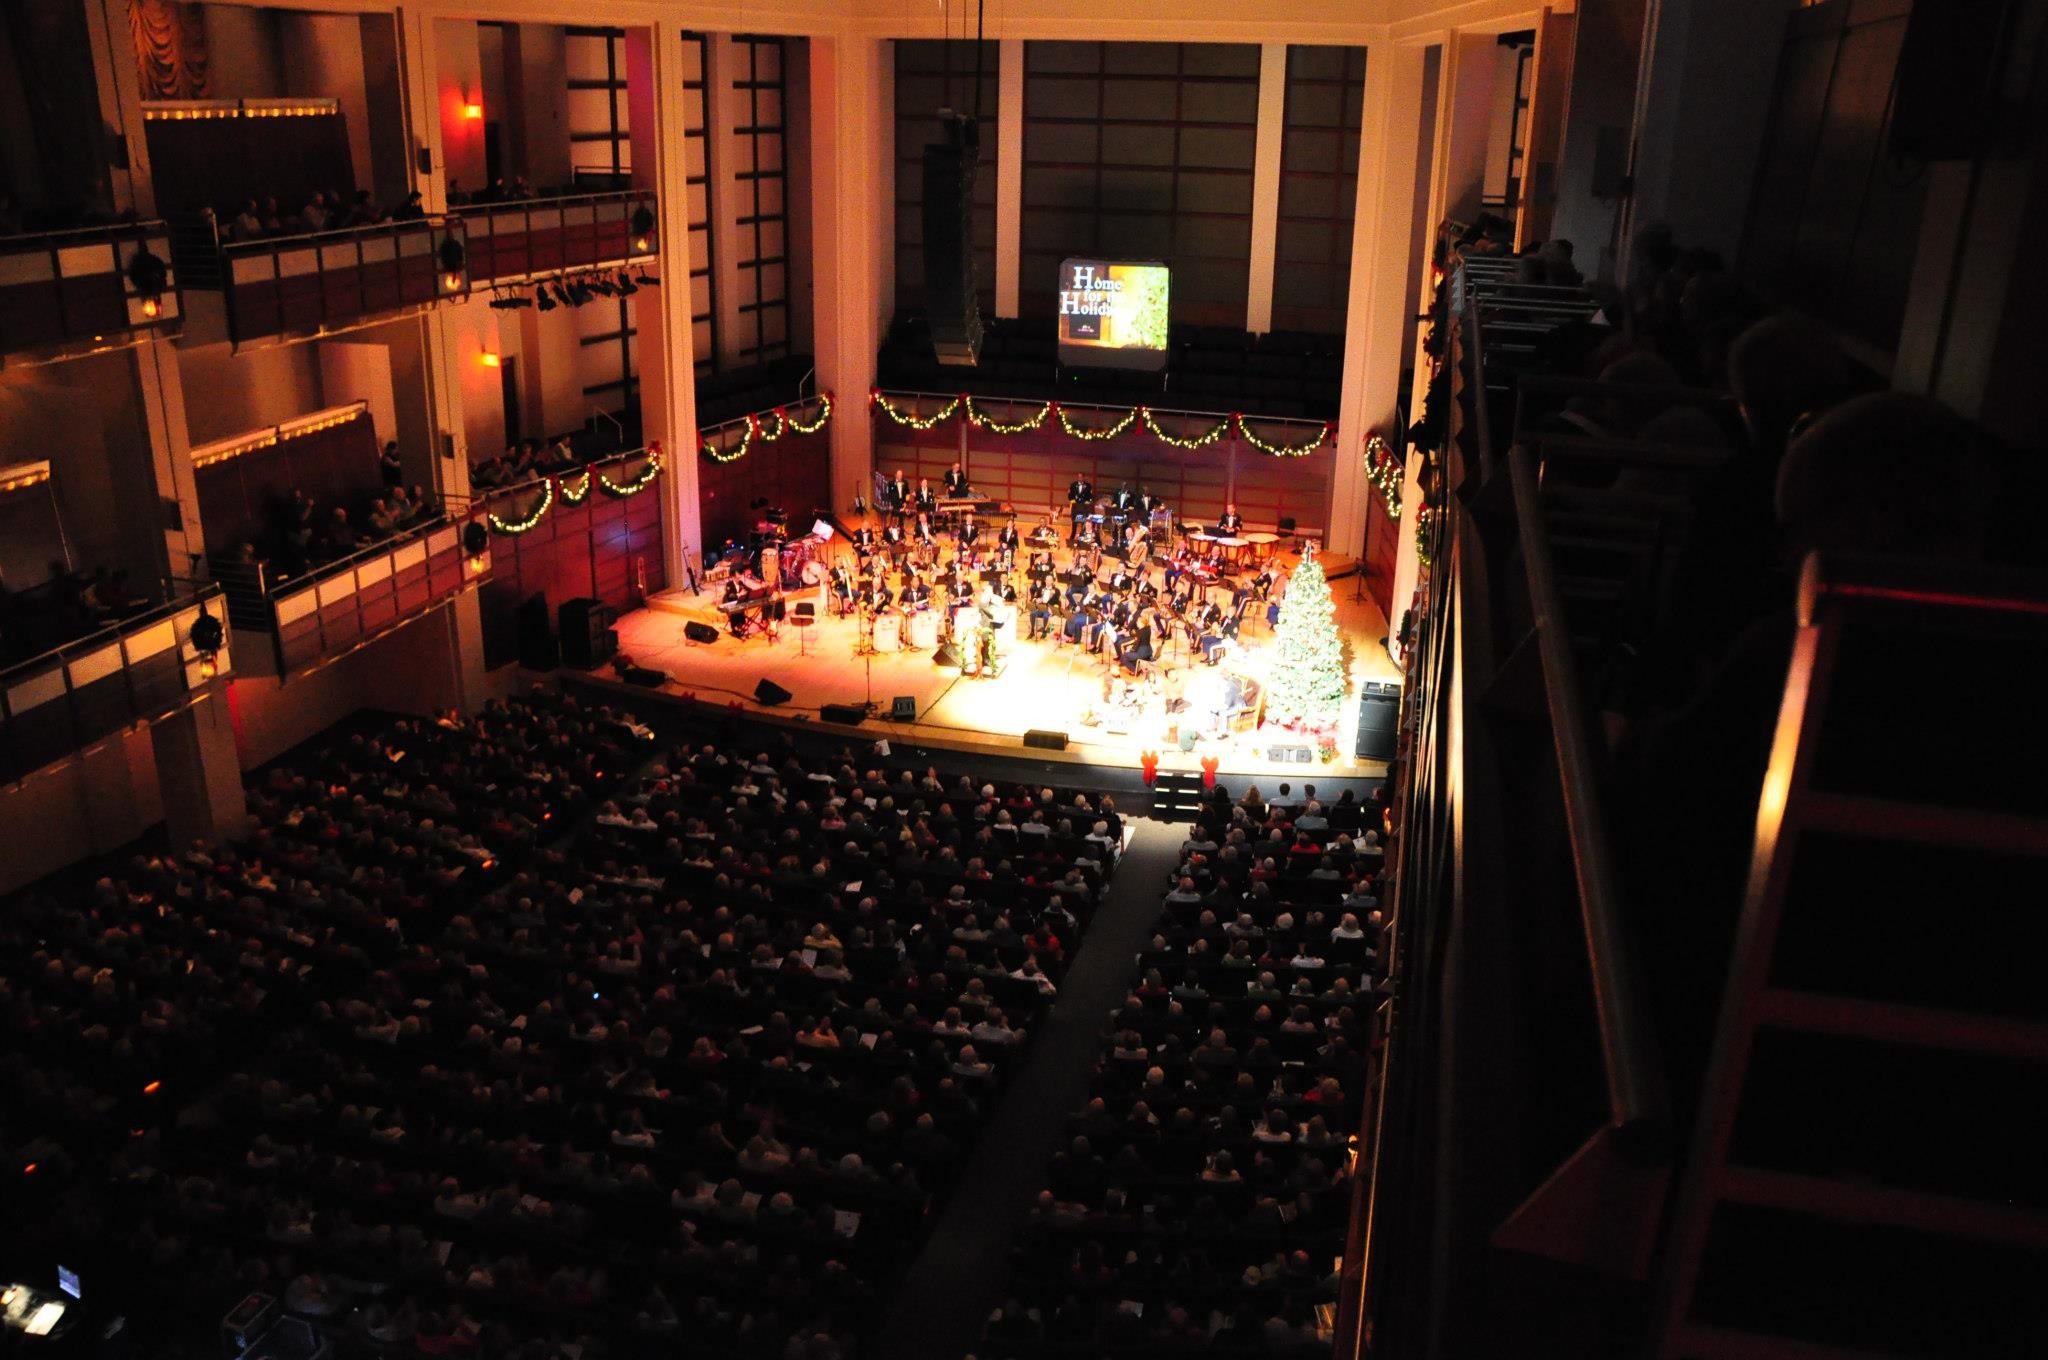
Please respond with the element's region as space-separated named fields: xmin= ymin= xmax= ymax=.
xmin=2 ymin=691 xmax=1127 ymax=1360
xmin=979 ymin=779 xmax=1388 ymax=1357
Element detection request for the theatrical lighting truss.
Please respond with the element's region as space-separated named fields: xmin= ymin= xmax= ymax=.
xmin=487 ymin=288 xmax=533 ymax=310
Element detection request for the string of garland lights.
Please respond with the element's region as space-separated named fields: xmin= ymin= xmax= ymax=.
xmin=699 ymin=396 xmax=835 ymax=463
xmin=963 ymin=395 xmax=1052 ymax=435
xmin=483 ymin=447 xmax=663 ymax=536
xmin=1056 ymin=404 xmax=1140 ymax=442
xmin=1141 ymin=408 xmax=1231 ymax=450
xmin=597 ymin=446 xmax=663 ymax=495
xmin=1365 ymin=433 xmax=1402 ymax=519
xmin=1234 ymin=415 xmax=1333 ymax=457
xmin=871 ymin=389 xmax=1333 ymax=456
xmin=1415 ymin=504 xmax=1441 ymax=567
xmin=487 ymin=479 xmax=555 ymax=535
xmin=869 ymin=390 xmax=961 ymax=431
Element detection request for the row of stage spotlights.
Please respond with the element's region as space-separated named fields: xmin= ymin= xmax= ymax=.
xmin=487 ymin=266 xmax=659 ymax=311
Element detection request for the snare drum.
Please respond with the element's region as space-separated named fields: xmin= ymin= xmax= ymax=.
xmin=873 ymin=611 xmax=902 ymax=651
xmin=907 ymin=610 xmax=938 ymax=649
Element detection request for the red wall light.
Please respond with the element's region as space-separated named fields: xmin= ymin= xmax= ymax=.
xmin=463 ymin=101 xmax=484 ymax=120
xmin=480 ymin=351 xmax=501 ymax=368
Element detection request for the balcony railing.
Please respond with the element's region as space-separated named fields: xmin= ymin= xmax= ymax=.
xmin=456 ymin=189 xmax=659 ymax=285
xmin=211 ymin=215 xmax=470 ymax=345
xmin=0 ymin=220 xmax=182 ymax=361
xmin=0 ymin=581 xmax=228 ymax=784
xmin=212 ymin=504 xmax=491 ymax=676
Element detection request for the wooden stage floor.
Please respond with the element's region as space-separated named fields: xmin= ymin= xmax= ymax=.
xmin=611 ymin=556 xmax=1398 ymax=781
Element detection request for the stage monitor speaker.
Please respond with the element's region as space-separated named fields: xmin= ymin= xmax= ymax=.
xmin=922 ymin=133 xmax=983 ymax=366
xmin=684 ymin=620 xmax=721 ymax=645
xmin=621 ymin=665 xmax=667 ymax=688
xmin=891 ymin=695 xmax=917 ymax=722
xmin=821 ymin=702 xmax=866 ymax=724
xmin=516 ymin=592 xmax=558 ymax=671
xmin=1356 ymin=683 xmax=1401 ymax=761
xmin=1023 ymin=728 xmax=1069 ymax=751
xmin=933 ymin=641 xmax=961 ymax=668
xmin=754 ymin=678 xmax=793 ymax=706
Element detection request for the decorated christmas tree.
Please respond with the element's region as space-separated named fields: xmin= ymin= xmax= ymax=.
xmin=1267 ymin=546 xmax=1346 ymax=730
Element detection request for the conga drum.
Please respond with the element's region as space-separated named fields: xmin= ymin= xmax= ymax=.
xmin=760 ymin=545 xmax=781 ymax=587
xmin=873 ymin=610 xmax=902 ymax=651
xmin=907 ymin=610 xmax=938 ymax=649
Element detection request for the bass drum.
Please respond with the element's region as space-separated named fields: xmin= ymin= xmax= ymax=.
xmin=907 ymin=610 xmax=938 ymax=650
xmin=873 ymin=611 xmax=902 ymax=651
xmin=801 ymin=560 xmax=827 ymax=586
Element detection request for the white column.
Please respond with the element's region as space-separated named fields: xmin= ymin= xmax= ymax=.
xmin=81 ymin=0 xmax=155 ymax=217
xmin=1245 ymin=43 xmax=1289 ymax=335
xmin=1334 ymin=42 xmax=1429 ymax=642
xmin=704 ymin=34 xmax=753 ymax=369
xmin=809 ymin=35 xmax=893 ymax=519
xmin=399 ymin=6 xmax=450 ymax=210
xmin=994 ymin=38 xmax=1026 ymax=319
xmin=626 ymin=23 xmax=705 ymax=585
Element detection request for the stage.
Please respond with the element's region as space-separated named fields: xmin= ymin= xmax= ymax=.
xmin=608 ymin=544 xmax=1399 ymax=781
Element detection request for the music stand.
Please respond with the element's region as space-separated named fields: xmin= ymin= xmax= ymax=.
xmin=791 ymin=601 xmax=816 ymax=658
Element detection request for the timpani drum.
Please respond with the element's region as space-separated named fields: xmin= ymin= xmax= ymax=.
xmin=873 ymin=611 xmax=902 ymax=651
xmin=907 ymin=610 xmax=938 ymax=649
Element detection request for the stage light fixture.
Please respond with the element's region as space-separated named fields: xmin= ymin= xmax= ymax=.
xmin=536 ymin=285 xmax=556 ymax=311
xmin=633 ymin=267 xmax=659 ymax=286
xmin=615 ymin=271 xmax=639 ymax=297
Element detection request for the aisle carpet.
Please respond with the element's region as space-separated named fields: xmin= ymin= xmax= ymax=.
xmin=878 ymin=817 xmax=1189 ymax=1359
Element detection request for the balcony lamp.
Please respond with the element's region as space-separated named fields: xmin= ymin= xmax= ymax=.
xmin=480 ymin=351 xmax=500 ymax=368
xmin=463 ymin=101 xmax=484 ymax=120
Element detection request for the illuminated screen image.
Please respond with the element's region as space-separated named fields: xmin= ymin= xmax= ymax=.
xmin=1056 ymin=259 xmax=1170 ymax=371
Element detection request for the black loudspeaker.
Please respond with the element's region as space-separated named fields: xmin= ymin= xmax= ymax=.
xmin=684 ymin=620 xmax=721 ymax=644
xmin=891 ymin=695 xmax=916 ymax=722
xmin=821 ymin=702 xmax=867 ymax=724
xmin=933 ymin=641 xmax=961 ymax=668
xmin=1023 ymin=728 xmax=1069 ymax=751
xmin=621 ymin=665 xmax=666 ymax=688
xmin=754 ymin=678 xmax=793 ymax=706
xmin=516 ymin=592 xmax=558 ymax=671
xmin=1356 ymin=680 xmax=1401 ymax=761
xmin=922 ymin=129 xmax=983 ymax=366
xmin=559 ymin=597 xmax=615 ymax=670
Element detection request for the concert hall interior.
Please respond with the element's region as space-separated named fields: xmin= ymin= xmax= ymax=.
xmin=3 ymin=2 xmax=2045 ymax=1360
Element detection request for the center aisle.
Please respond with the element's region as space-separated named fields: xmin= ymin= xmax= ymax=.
xmin=879 ymin=816 xmax=1188 ymax=1359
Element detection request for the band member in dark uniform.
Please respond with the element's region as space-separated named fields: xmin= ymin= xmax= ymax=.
xmin=861 ymin=579 xmax=893 ymax=615
xmin=829 ymin=562 xmax=856 ymax=615
xmin=914 ymin=477 xmax=937 ymax=514
xmin=1111 ymin=483 xmax=1136 ymax=516
xmin=945 ymin=462 xmax=970 ymax=497
xmin=997 ymin=521 xmax=1021 ymax=555
xmin=1196 ymin=599 xmax=1228 ymax=663
xmin=1029 ymin=579 xmax=1061 ymax=639
xmin=1138 ymin=486 xmax=1160 ymax=518
xmin=901 ymin=574 xmax=932 ymax=610
xmin=956 ymin=509 xmax=978 ymax=549
xmin=1218 ymin=502 xmax=1244 ymax=534
xmin=882 ymin=519 xmax=906 ymax=548
xmin=1028 ymin=549 xmax=1056 ymax=580
xmin=851 ymin=523 xmax=877 ymax=565
xmin=949 ymin=573 xmax=975 ymax=606
xmin=1067 ymin=475 xmax=1094 ymax=528
xmin=886 ymin=468 xmax=911 ymax=516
